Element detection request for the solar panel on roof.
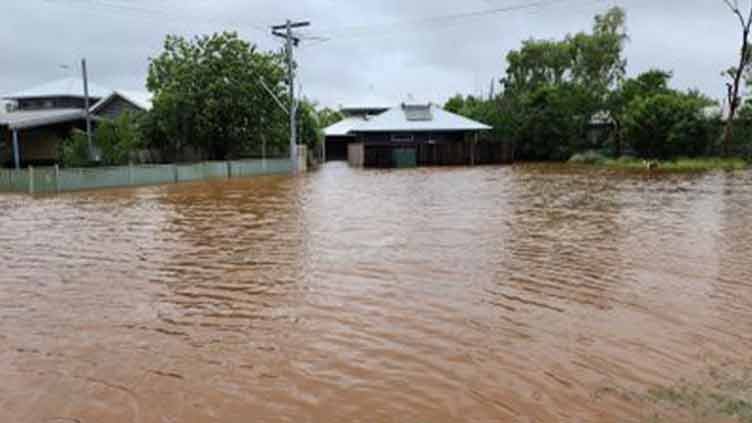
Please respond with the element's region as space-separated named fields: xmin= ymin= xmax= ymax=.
xmin=403 ymin=105 xmax=433 ymax=121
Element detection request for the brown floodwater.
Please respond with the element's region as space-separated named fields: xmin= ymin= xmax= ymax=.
xmin=2 ymin=162 xmax=752 ymax=422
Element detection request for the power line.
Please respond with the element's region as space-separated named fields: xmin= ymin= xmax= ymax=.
xmin=40 ymin=0 xmax=271 ymax=34
xmin=299 ymin=0 xmax=607 ymax=47
xmin=318 ymin=0 xmax=590 ymax=35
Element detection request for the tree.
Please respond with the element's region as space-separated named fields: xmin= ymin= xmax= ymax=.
xmin=146 ymin=31 xmax=288 ymax=161
xmin=444 ymin=94 xmax=466 ymax=114
xmin=608 ymin=69 xmax=673 ymax=155
xmin=623 ymin=91 xmax=713 ymax=159
xmin=499 ymin=7 xmax=628 ymax=160
xmin=297 ymin=99 xmax=323 ymax=151
xmin=316 ymin=107 xmax=344 ymax=129
xmin=60 ymin=130 xmax=93 ymax=168
xmin=722 ymin=0 xmax=752 ymax=156
xmin=95 ymin=112 xmax=144 ymax=166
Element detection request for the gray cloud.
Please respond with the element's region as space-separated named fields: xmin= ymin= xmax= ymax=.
xmin=0 ymin=0 xmax=745 ymax=108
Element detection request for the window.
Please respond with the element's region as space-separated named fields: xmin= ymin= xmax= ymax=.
xmin=391 ymin=134 xmax=414 ymax=143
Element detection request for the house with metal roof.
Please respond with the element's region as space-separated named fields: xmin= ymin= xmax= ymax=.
xmin=1 ymin=78 xmax=151 ymax=168
xmin=323 ymin=106 xmax=387 ymax=161
xmin=324 ymin=102 xmax=510 ymax=168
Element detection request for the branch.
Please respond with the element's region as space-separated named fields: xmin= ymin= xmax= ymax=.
xmin=725 ymin=0 xmax=747 ymax=27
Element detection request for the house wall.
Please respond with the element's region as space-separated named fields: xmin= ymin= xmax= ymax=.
xmin=0 ymin=128 xmax=10 ymax=166
xmin=1 ymin=121 xmax=84 ymax=167
xmin=348 ymin=131 xmax=513 ymax=168
xmin=356 ymin=131 xmax=466 ymax=145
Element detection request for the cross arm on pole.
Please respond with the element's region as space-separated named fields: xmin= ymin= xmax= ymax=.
xmin=271 ymin=22 xmax=310 ymax=30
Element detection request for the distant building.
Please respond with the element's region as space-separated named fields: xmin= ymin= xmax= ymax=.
xmin=324 ymin=106 xmax=389 ymax=161
xmin=0 ymin=78 xmax=151 ymax=168
xmin=324 ymin=102 xmax=510 ymax=168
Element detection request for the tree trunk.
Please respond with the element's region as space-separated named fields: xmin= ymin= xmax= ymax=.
xmin=723 ymin=26 xmax=751 ymax=157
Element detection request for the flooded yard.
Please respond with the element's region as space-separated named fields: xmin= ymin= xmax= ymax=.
xmin=2 ymin=162 xmax=752 ymax=422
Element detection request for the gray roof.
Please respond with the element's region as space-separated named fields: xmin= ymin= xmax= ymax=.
xmin=324 ymin=103 xmax=491 ymax=136
xmin=324 ymin=116 xmax=368 ymax=137
xmin=4 ymin=77 xmax=111 ymax=100
xmin=0 ymin=109 xmax=85 ymax=130
xmin=91 ymin=90 xmax=152 ymax=113
xmin=353 ymin=103 xmax=491 ymax=133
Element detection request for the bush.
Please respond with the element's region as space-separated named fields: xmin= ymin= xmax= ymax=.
xmin=623 ymin=92 xmax=716 ymax=159
xmin=569 ymin=150 xmax=608 ymax=164
xmin=60 ymin=130 xmax=94 ymax=168
xmin=95 ymin=112 xmax=144 ymax=166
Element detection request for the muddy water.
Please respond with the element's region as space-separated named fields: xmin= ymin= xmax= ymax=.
xmin=2 ymin=163 xmax=752 ymax=422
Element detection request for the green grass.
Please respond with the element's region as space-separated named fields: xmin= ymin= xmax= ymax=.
xmin=600 ymin=157 xmax=749 ymax=173
xmin=595 ymin=365 xmax=752 ymax=422
xmin=645 ymin=376 xmax=752 ymax=423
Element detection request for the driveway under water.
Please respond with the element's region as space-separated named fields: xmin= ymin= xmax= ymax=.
xmin=1 ymin=162 xmax=752 ymax=422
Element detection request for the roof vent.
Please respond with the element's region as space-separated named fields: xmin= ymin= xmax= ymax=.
xmin=403 ymin=103 xmax=433 ymax=121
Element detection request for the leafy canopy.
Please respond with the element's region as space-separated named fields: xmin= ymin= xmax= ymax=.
xmin=146 ymin=31 xmax=289 ymax=160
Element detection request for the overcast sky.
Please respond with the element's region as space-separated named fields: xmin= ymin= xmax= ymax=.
xmin=0 ymin=0 xmax=745 ymax=108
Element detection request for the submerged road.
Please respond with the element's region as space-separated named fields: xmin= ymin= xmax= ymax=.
xmin=1 ymin=162 xmax=752 ymax=422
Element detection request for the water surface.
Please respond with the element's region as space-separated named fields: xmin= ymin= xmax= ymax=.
xmin=2 ymin=163 xmax=752 ymax=422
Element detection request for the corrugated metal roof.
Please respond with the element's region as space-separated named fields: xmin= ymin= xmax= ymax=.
xmin=91 ymin=90 xmax=153 ymax=113
xmin=3 ymin=77 xmax=111 ymax=100
xmin=323 ymin=116 xmax=369 ymax=136
xmin=116 ymin=90 xmax=152 ymax=110
xmin=0 ymin=109 xmax=85 ymax=130
xmin=353 ymin=104 xmax=491 ymax=133
xmin=403 ymin=104 xmax=433 ymax=121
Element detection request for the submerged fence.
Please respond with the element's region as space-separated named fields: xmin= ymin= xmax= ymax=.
xmin=0 ymin=159 xmax=292 ymax=194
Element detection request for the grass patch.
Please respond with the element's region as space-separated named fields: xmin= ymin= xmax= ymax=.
xmin=646 ymin=377 xmax=752 ymax=423
xmin=600 ymin=157 xmax=749 ymax=173
xmin=569 ymin=150 xmax=609 ymax=165
xmin=596 ymin=365 xmax=752 ymax=422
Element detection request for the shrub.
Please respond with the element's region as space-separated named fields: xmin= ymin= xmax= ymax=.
xmin=623 ymin=92 xmax=716 ymax=159
xmin=95 ymin=112 xmax=144 ymax=166
xmin=60 ymin=130 xmax=94 ymax=168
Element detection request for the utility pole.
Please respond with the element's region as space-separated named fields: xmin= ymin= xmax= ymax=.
xmin=81 ymin=58 xmax=94 ymax=160
xmin=272 ymin=20 xmax=310 ymax=173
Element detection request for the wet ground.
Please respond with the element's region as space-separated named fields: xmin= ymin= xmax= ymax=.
xmin=1 ymin=162 xmax=752 ymax=422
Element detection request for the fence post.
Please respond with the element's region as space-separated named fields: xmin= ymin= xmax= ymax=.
xmin=227 ymin=161 xmax=232 ymax=179
xmin=54 ymin=164 xmax=60 ymax=193
xmin=28 ymin=166 xmax=34 ymax=194
xmin=172 ymin=163 xmax=178 ymax=184
xmin=128 ymin=162 xmax=134 ymax=186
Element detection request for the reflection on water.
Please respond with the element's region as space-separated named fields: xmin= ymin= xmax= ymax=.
xmin=2 ymin=162 xmax=752 ymax=422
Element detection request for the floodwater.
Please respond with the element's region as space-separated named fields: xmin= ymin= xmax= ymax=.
xmin=2 ymin=163 xmax=752 ymax=422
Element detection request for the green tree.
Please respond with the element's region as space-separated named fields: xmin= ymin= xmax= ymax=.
xmin=95 ymin=112 xmax=144 ymax=166
xmin=60 ymin=130 xmax=93 ymax=168
xmin=444 ymin=94 xmax=466 ymax=114
xmin=298 ymin=99 xmax=323 ymax=151
xmin=499 ymin=6 xmax=628 ymax=160
xmin=146 ymin=31 xmax=288 ymax=161
xmin=608 ymin=69 xmax=673 ymax=155
xmin=316 ymin=107 xmax=344 ymax=129
xmin=623 ymin=91 xmax=714 ymax=159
